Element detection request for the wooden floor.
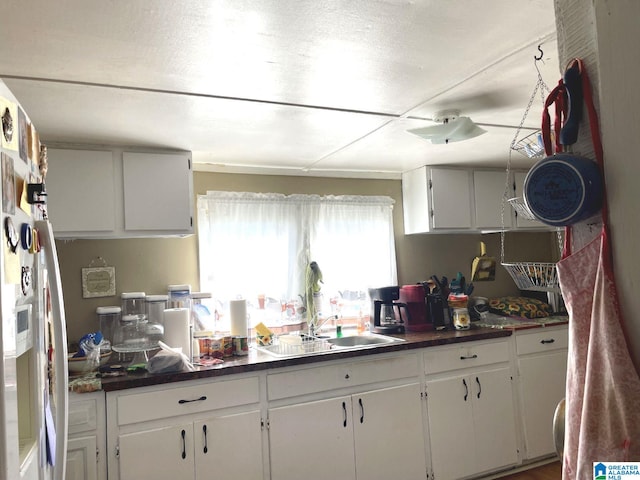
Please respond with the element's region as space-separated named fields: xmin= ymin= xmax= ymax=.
xmin=499 ymin=461 xmax=562 ymax=480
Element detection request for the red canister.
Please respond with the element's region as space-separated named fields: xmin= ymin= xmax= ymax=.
xmin=399 ymin=285 xmax=432 ymax=332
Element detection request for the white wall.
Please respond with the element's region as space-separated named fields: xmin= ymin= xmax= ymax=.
xmin=555 ymin=0 xmax=640 ymax=368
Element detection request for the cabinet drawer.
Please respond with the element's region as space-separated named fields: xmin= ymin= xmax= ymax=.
xmin=68 ymin=394 xmax=100 ymax=435
xmin=115 ymin=376 xmax=259 ymax=426
xmin=424 ymin=340 xmax=509 ymax=375
xmin=516 ymin=327 xmax=568 ymax=355
xmin=268 ymin=353 xmax=419 ymax=400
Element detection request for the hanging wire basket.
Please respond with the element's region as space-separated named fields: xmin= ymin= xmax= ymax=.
xmin=501 ymin=50 xmax=563 ymax=297
xmin=507 ymin=197 xmax=537 ymax=220
xmin=501 ymin=261 xmax=560 ymax=292
xmin=511 ymin=130 xmax=546 ymax=159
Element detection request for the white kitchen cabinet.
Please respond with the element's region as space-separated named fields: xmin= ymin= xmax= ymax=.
xmin=122 ymin=151 xmax=193 ymax=232
xmin=424 ymin=340 xmax=518 ymax=479
xmin=106 ymin=376 xmax=264 ymax=480
xmin=515 ymin=326 xmax=568 ymax=460
xmin=474 ymin=169 xmax=513 ymax=230
xmin=67 ymin=391 xmax=107 ymax=480
xmin=402 ymin=166 xmax=520 ymax=233
xmin=402 ymin=166 xmax=473 ymax=233
xmin=46 ymin=147 xmax=193 ymax=238
xmin=267 ymin=352 xmax=427 ymax=480
xmin=269 ymin=396 xmax=357 ymax=480
xmin=46 ymin=148 xmax=116 ymax=234
xmin=268 ymin=383 xmax=427 ymax=480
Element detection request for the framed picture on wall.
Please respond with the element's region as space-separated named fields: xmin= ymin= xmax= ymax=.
xmin=82 ymin=266 xmax=116 ymax=298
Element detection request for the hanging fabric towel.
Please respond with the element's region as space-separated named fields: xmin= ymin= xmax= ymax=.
xmin=553 ymin=59 xmax=640 ymax=479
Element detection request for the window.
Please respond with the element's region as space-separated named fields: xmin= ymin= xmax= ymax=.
xmin=197 ymin=191 xmax=397 ymax=330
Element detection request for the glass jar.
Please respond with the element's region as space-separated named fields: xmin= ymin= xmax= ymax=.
xmin=113 ymin=314 xmax=149 ymax=351
xmin=453 ymin=308 xmax=471 ymax=330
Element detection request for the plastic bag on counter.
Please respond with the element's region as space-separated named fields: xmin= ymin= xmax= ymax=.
xmin=147 ymin=341 xmax=196 ymax=374
xmin=73 ymin=332 xmax=104 ymax=371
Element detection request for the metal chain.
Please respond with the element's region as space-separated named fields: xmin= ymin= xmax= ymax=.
xmin=501 ymin=59 xmax=551 ymax=264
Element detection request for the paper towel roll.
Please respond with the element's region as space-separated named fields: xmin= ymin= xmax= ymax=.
xmin=230 ymin=299 xmax=248 ymax=336
xmin=163 ymin=308 xmax=191 ymax=354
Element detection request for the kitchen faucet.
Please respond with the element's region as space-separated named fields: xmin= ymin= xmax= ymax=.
xmin=308 ymin=314 xmax=339 ymax=337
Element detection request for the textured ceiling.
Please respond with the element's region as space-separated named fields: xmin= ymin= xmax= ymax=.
xmin=0 ymin=0 xmax=560 ymax=178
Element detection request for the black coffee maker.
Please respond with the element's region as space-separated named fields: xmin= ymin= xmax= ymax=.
xmin=368 ymin=286 xmax=410 ymax=334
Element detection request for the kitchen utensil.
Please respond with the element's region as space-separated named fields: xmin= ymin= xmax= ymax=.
xmin=471 ymin=241 xmax=496 ymax=282
xmin=524 ymin=60 xmax=603 ymax=226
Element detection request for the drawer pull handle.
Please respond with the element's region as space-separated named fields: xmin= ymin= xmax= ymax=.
xmin=460 ymin=354 xmax=478 ymax=360
xmin=476 ymin=376 xmax=482 ymax=399
xmin=181 ymin=429 xmax=186 ymax=459
xmin=342 ymin=401 xmax=347 ymax=428
xmin=359 ymin=398 xmax=365 ymax=424
xmin=178 ymin=395 xmax=207 ymax=404
xmin=203 ymin=424 xmax=208 ymax=454
xmin=345 ymin=374 xmax=350 ymax=379
xmin=540 ymin=339 xmax=555 ymax=344
xmin=463 ymin=378 xmax=469 ymax=401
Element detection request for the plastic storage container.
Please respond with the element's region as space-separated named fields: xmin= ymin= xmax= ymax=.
xmin=191 ymin=292 xmax=213 ymax=332
xmin=113 ymin=314 xmax=150 ymax=351
xmin=145 ymin=295 xmax=168 ymax=346
xmin=121 ymin=292 xmax=147 ymax=320
xmin=96 ymin=306 xmax=121 ymax=344
xmin=168 ymin=284 xmax=191 ymax=310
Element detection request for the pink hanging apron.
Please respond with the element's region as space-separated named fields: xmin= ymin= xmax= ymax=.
xmin=550 ymin=59 xmax=640 ymax=479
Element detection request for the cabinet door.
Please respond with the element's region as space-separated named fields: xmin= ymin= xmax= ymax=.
xmin=426 ymin=375 xmax=476 ymax=480
xmin=474 ymin=170 xmax=512 ymax=229
xmin=46 ymin=148 xmax=116 ymax=233
xmin=122 ymin=151 xmax=193 ymax=232
xmin=353 ymin=384 xmax=427 ymax=480
xmin=268 ymin=397 xmax=356 ymax=480
xmin=66 ymin=436 xmax=98 ymax=480
xmin=518 ymin=351 xmax=567 ymax=459
xmin=194 ymin=410 xmax=264 ymax=480
xmin=430 ymin=168 xmax=473 ymax=229
xmin=471 ymin=367 xmax=519 ymax=474
xmin=117 ymin=423 xmax=194 ymax=480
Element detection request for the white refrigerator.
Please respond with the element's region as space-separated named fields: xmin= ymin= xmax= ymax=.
xmin=0 ymin=79 xmax=68 ymax=480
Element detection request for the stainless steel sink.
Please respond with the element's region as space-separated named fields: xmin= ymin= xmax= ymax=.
xmin=253 ymin=333 xmax=403 ymax=358
xmin=327 ymin=334 xmax=403 ymax=348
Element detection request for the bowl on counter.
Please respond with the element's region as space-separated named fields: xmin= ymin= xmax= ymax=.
xmin=68 ymin=351 xmax=112 ymax=374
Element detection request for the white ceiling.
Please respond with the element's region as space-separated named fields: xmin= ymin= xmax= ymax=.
xmin=0 ymin=0 xmax=560 ymax=179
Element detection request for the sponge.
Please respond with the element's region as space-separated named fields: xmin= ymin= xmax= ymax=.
xmin=254 ymin=322 xmax=274 ymax=345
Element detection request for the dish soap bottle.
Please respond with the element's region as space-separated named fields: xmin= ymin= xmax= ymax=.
xmin=336 ymin=318 xmax=343 ymax=338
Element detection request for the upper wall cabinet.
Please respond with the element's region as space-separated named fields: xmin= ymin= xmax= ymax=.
xmin=402 ymin=166 xmax=550 ymax=234
xmin=46 ymin=148 xmax=193 ymax=238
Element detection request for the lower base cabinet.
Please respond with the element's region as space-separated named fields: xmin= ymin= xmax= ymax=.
xmin=117 ymin=410 xmax=263 ymax=480
xmin=66 ymin=435 xmax=98 ymax=480
xmin=67 ymin=391 xmax=106 ymax=480
xmin=424 ymin=339 xmax=519 ymax=479
xmin=268 ymin=383 xmax=428 ymax=480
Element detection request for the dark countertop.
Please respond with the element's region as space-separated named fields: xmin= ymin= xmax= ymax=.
xmin=100 ymin=326 xmax=512 ymax=392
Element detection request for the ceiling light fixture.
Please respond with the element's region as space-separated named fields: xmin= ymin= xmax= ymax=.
xmin=407 ymin=109 xmax=487 ymax=144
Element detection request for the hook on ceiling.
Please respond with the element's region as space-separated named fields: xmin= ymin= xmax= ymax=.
xmin=534 ymin=44 xmax=544 ymax=62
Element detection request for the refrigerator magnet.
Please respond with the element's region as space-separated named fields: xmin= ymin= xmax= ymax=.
xmin=4 ymin=217 xmax=18 ymax=253
xmin=20 ymin=223 xmax=32 ymax=251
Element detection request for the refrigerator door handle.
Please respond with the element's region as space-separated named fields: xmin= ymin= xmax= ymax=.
xmin=36 ymin=220 xmax=68 ymax=480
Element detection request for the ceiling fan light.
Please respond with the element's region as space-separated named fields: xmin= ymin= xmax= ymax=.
xmin=408 ymin=116 xmax=487 ymax=144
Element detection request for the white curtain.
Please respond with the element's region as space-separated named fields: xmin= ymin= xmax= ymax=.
xmin=197 ymin=191 xmax=396 ymax=318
